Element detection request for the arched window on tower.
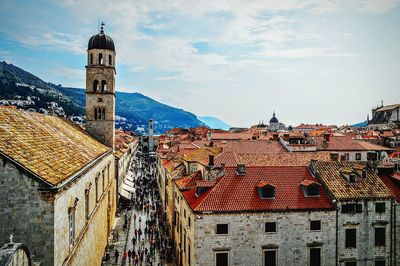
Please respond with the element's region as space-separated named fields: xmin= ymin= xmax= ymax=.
xmin=93 ymin=80 xmax=99 ymax=92
xmin=102 ymin=108 xmax=106 ymax=120
xmin=101 ymin=80 xmax=107 ymax=93
xmin=90 ymin=53 xmax=93 ymax=65
xmin=99 ymin=53 xmax=103 ymax=65
xmin=94 ymin=108 xmax=98 ymax=120
xmin=109 ymin=55 xmax=112 ymax=66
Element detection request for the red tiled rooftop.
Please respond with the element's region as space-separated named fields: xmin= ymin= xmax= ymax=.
xmin=223 ymin=140 xmax=287 ymax=154
xmin=379 ymin=173 xmax=400 ymax=202
xmin=315 ymin=135 xmax=392 ymax=151
xmin=182 ymin=166 xmax=334 ymax=212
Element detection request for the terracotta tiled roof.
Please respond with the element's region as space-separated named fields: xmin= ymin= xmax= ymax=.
xmin=210 ymin=132 xmax=254 ymax=140
xmin=183 ymin=166 xmax=334 ymax=212
xmin=255 ymin=180 xmax=274 ymax=188
xmin=223 ymin=140 xmax=287 ymax=154
xmin=379 ymin=173 xmax=400 ymax=202
xmin=0 ymin=107 xmax=110 ymax=185
xmin=300 ymin=179 xmax=320 ymax=186
xmin=183 ymin=147 xmax=222 ymax=165
xmin=215 ymin=152 xmax=331 ymax=167
xmin=315 ymin=135 xmax=392 ymax=151
xmin=115 ymin=129 xmax=138 ymax=159
xmin=315 ymin=161 xmax=394 ymax=200
xmin=175 ymin=171 xmax=202 ymax=190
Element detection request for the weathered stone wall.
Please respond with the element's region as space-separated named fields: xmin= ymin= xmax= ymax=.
xmin=192 ymin=210 xmax=336 ymax=266
xmin=53 ymin=153 xmax=116 ymax=266
xmin=337 ymin=200 xmax=392 ymax=265
xmin=175 ymin=191 xmax=196 ymax=266
xmin=0 ymin=156 xmax=55 ymax=265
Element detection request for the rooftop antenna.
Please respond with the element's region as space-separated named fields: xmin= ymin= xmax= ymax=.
xmin=381 ymin=100 xmax=384 ymax=107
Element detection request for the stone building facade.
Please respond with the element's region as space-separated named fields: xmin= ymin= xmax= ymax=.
xmin=173 ymin=165 xmax=335 ymax=266
xmin=313 ymin=161 xmax=395 ymax=265
xmin=0 ymin=26 xmax=119 ymax=266
xmin=0 ymin=108 xmax=116 ymax=265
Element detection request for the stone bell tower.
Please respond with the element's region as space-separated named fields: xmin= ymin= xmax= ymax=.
xmin=86 ymin=23 xmax=116 ymax=149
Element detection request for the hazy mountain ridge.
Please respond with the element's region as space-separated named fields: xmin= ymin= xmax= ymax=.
xmin=0 ymin=61 xmax=204 ymax=134
xmin=198 ymin=116 xmax=231 ymax=130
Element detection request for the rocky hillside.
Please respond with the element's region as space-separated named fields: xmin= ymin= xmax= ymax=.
xmin=0 ymin=61 xmax=204 ymax=134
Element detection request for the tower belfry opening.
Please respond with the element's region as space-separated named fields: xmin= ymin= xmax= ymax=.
xmin=85 ymin=23 xmax=116 ymax=149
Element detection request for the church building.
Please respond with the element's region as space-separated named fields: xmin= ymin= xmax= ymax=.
xmin=0 ymin=25 xmax=117 ymax=265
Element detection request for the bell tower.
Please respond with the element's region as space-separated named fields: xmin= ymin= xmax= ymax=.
xmin=86 ymin=22 xmax=116 ymax=149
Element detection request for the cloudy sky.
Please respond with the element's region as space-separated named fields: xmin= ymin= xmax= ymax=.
xmin=0 ymin=0 xmax=399 ymax=127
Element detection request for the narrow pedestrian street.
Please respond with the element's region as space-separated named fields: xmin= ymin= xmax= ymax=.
xmin=103 ymin=150 xmax=175 ymax=266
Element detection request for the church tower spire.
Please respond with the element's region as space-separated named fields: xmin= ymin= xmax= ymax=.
xmin=85 ymin=23 xmax=116 ymax=149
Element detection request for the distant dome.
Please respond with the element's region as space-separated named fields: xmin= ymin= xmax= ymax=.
xmin=88 ymin=27 xmax=115 ymax=51
xmin=269 ymin=112 xmax=279 ymax=123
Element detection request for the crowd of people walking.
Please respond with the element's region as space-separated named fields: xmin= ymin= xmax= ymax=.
xmin=108 ymin=151 xmax=174 ymax=266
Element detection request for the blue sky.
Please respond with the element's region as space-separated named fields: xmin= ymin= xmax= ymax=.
xmin=1 ymin=0 xmax=399 ymax=127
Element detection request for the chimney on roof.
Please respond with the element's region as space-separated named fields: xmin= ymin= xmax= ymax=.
xmin=310 ymin=159 xmax=318 ymax=175
xmin=323 ymin=132 xmax=331 ymax=142
xmin=236 ymin=163 xmax=246 ymax=176
xmin=272 ymin=133 xmax=279 ymax=141
xmin=208 ymin=154 xmax=215 ymax=167
xmin=283 ymin=133 xmax=290 ymax=141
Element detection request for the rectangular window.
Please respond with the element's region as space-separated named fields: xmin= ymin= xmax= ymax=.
xmin=95 ymin=176 xmax=99 ymax=202
xmin=342 ymin=203 xmax=362 ymax=213
xmin=215 ymin=252 xmax=228 ymax=266
xmin=355 ymin=153 xmax=362 ymax=161
xmin=188 ymin=244 xmax=191 ymax=266
xmin=345 ymin=153 xmax=350 ymax=161
xmin=310 ymin=220 xmax=321 ymax=231
xmin=265 ymin=222 xmax=277 ymax=233
xmin=188 ymin=217 xmax=191 ymax=228
xmin=264 ymin=250 xmax=276 ymax=266
xmin=345 ymin=228 xmax=357 ymax=248
xmin=216 ymin=224 xmax=229 ymax=234
xmin=85 ymin=189 xmax=90 ymax=220
xmin=107 ymin=164 xmax=110 ymax=183
xmin=69 ymin=208 xmax=76 ymax=249
xmin=102 ymin=170 xmax=105 ymax=191
xmin=345 ymin=262 xmax=357 ymax=266
xmin=310 ymin=247 xmax=321 ymax=266
xmin=375 ymin=227 xmax=385 ymax=246
xmin=375 ymin=260 xmax=385 ymax=266
xmin=375 ymin=202 xmax=386 ymax=213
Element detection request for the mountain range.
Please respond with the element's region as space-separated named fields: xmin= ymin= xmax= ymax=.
xmin=198 ymin=116 xmax=231 ymax=130
xmin=0 ymin=61 xmax=214 ymax=134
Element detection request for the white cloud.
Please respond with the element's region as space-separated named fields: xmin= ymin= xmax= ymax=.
xmin=48 ymin=66 xmax=85 ymax=87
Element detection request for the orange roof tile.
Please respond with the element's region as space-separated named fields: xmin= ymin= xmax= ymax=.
xmin=183 ymin=166 xmax=334 ymax=212
xmin=0 ymin=107 xmax=110 ymax=185
xmin=315 ymin=161 xmax=394 ymax=200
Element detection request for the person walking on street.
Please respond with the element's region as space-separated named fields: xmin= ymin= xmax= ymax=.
xmin=128 ymin=249 xmax=132 ymax=264
xmin=114 ymin=249 xmax=119 ymax=263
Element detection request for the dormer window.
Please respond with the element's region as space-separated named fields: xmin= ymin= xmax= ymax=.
xmin=349 ymin=173 xmax=356 ymax=183
xmin=256 ymin=181 xmax=275 ymax=199
xmin=300 ymin=179 xmax=320 ymax=197
xmin=339 ymin=168 xmax=358 ymax=184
